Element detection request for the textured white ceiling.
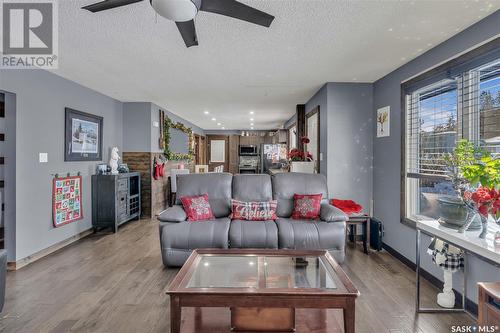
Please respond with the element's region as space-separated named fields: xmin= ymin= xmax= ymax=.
xmin=54 ymin=1 xmax=500 ymax=130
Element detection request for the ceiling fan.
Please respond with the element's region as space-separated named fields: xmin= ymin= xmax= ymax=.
xmin=82 ymin=0 xmax=275 ymax=47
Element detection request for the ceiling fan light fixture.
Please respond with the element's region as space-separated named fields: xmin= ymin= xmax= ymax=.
xmin=150 ymin=0 xmax=199 ymax=22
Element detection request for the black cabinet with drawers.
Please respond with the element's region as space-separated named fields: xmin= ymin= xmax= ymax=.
xmin=91 ymin=172 xmax=141 ymax=233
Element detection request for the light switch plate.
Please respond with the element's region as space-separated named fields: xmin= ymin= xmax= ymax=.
xmin=39 ymin=153 xmax=48 ymax=163
xmin=319 ymin=153 xmax=323 ymax=161
xmin=152 ymin=121 xmax=159 ymax=128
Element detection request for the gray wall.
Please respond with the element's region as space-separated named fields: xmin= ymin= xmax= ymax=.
xmin=123 ymin=102 xmax=204 ymax=154
xmin=326 ymin=83 xmax=373 ymax=211
xmin=0 ymin=69 xmax=124 ymax=261
xmin=373 ymin=11 xmax=500 ymax=303
xmin=123 ymin=102 xmax=152 ymax=152
xmin=301 ymin=83 xmax=373 ymax=211
xmin=305 ymin=84 xmax=328 ymax=176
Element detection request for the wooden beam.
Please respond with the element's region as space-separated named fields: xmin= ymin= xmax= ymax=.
xmin=296 ymin=104 xmax=305 ymax=151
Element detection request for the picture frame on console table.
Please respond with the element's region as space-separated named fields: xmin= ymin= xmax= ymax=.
xmin=65 ymin=108 xmax=103 ymax=161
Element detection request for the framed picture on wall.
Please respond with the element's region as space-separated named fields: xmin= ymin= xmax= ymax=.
xmin=65 ymin=108 xmax=103 ymax=161
xmin=376 ymin=106 xmax=390 ymax=138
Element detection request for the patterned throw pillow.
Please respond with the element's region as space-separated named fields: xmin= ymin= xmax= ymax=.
xmin=292 ymin=194 xmax=323 ymax=220
xmin=180 ymin=194 xmax=215 ymax=221
xmin=231 ymin=199 xmax=278 ymax=221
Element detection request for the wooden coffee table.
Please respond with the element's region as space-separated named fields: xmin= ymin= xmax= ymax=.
xmin=166 ymin=249 xmax=359 ymax=333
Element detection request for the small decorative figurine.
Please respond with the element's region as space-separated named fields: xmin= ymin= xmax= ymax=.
xmin=109 ymin=147 xmax=121 ymax=175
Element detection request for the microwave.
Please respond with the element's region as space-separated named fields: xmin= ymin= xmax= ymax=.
xmin=239 ymin=145 xmax=258 ymax=155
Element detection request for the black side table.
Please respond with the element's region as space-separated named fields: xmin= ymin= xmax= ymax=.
xmin=345 ymin=215 xmax=371 ymax=254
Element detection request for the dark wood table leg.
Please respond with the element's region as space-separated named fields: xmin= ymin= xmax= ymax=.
xmin=343 ymin=299 xmax=355 ymax=333
xmin=170 ymin=295 xmax=181 ymax=333
xmin=366 ymin=218 xmax=370 ymax=254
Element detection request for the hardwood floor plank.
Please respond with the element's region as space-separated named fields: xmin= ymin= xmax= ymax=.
xmin=0 ymin=220 xmax=473 ymax=333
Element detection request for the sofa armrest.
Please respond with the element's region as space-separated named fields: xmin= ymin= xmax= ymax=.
xmin=320 ymin=203 xmax=349 ymax=222
xmin=158 ymin=205 xmax=187 ymax=223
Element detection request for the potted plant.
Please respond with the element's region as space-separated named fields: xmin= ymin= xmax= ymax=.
xmin=289 ymin=137 xmax=315 ymax=173
xmin=444 ymin=139 xmax=500 ymax=238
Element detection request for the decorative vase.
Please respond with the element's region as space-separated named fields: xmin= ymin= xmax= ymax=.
xmin=437 ymin=196 xmax=482 ymax=230
xmin=478 ymin=214 xmax=488 ymax=239
xmin=290 ymin=161 xmax=315 ymax=173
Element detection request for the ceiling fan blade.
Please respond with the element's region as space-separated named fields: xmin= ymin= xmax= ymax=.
xmin=82 ymin=0 xmax=143 ymax=13
xmin=176 ymin=20 xmax=199 ymax=48
xmin=200 ymin=0 xmax=274 ymax=27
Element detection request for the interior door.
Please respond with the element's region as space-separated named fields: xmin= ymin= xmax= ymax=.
xmin=228 ymin=135 xmax=240 ymax=174
xmin=194 ymin=134 xmax=201 ymax=165
xmin=207 ymin=135 xmax=229 ymax=172
xmin=306 ymin=107 xmax=320 ymax=172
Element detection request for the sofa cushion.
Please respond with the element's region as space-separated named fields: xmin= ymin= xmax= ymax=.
xmin=160 ymin=218 xmax=230 ymax=250
xmin=231 ymin=199 xmax=277 ymax=221
xmin=176 ymin=173 xmax=233 ymax=218
xmin=276 ymin=218 xmax=345 ymax=252
xmin=232 ymin=174 xmax=273 ymax=202
xmin=292 ymin=193 xmax=322 ymax=220
xmin=180 ymin=194 xmax=215 ymax=221
xmin=229 ymin=220 xmax=278 ymax=248
xmin=272 ymin=173 xmax=329 ymax=217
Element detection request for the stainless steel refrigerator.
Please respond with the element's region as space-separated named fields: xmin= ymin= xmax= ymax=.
xmin=260 ymin=144 xmax=288 ymax=174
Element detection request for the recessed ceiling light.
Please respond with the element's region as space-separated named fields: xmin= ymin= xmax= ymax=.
xmin=221 ymin=127 xmax=225 ymax=129
xmin=249 ymin=111 xmax=254 ymax=115
xmin=204 ymin=111 xmax=209 ymax=115
xmin=250 ymin=118 xmax=254 ymax=121
xmin=388 ymin=28 xmax=393 ymax=32
xmin=217 ymin=123 xmax=221 ymax=126
xmin=250 ymin=123 xmax=254 ymax=126
xmin=211 ymin=118 xmax=216 ymax=121
xmin=250 ymin=127 xmax=254 ymax=130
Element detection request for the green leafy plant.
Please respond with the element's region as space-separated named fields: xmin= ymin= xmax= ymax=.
xmin=444 ymin=139 xmax=500 ymax=188
xmin=444 ymin=139 xmax=500 ymax=220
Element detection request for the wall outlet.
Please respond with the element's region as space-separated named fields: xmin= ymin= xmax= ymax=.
xmin=39 ymin=153 xmax=48 ymax=163
xmin=152 ymin=121 xmax=159 ymax=128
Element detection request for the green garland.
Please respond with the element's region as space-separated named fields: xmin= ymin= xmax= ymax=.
xmin=163 ymin=116 xmax=194 ymax=161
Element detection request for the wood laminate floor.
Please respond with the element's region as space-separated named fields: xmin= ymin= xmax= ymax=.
xmin=0 ymin=219 xmax=473 ymax=333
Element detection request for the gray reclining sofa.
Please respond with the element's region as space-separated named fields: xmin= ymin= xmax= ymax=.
xmin=158 ymin=173 xmax=348 ymax=267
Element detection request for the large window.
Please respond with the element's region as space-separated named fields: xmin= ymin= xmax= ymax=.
xmin=404 ymin=56 xmax=500 ymax=222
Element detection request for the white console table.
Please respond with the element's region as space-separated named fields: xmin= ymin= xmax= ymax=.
xmin=415 ymin=219 xmax=500 ymax=314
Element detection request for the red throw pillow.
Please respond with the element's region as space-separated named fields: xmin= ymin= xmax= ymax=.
xmin=330 ymin=199 xmax=363 ymax=215
xmin=292 ymin=194 xmax=322 ymax=220
xmin=180 ymin=194 xmax=215 ymax=221
xmin=231 ymin=199 xmax=278 ymax=221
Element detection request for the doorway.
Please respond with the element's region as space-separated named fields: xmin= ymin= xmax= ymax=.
xmin=207 ymin=135 xmax=229 ymax=172
xmin=306 ymin=106 xmax=320 ymax=173
xmin=194 ymin=134 xmax=207 ymax=165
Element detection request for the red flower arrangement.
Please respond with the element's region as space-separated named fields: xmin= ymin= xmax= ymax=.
xmin=288 ymin=137 xmax=313 ymax=162
xmin=464 ymin=187 xmax=500 ymax=218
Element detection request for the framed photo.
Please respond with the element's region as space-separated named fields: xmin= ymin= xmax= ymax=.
xmin=65 ymin=108 xmax=103 ymax=161
xmin=377 ymin=106 xmax=390 ymax=138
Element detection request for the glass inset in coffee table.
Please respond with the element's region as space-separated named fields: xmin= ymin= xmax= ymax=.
xmin=167 ymin=249 xmax=359 ymax=333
